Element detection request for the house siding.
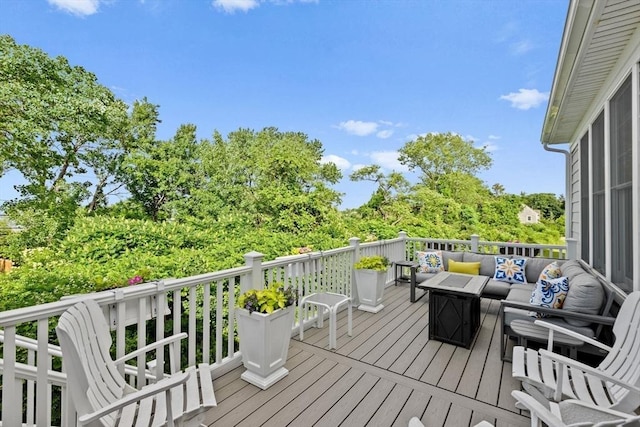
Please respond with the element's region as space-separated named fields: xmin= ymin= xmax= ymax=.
xmin=570 ymin=144 xmax=581 ymax=242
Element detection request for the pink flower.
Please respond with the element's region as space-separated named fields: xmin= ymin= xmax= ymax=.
xmin=128 ymin=275 xmax=143 ymax=285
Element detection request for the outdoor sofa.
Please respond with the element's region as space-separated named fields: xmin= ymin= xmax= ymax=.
xmin=409 ymin=251 xmax=615 ymax=359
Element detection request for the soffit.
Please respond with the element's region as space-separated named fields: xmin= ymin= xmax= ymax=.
xmin=542 ymin=0 xmax=640 ymax=144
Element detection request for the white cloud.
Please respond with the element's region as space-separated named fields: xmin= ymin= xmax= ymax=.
xmin=336 ymin=120 xmax=379 ymax=136
xmin=48 ymin=0 xmax=100 ymax=16
xmin=370 ymin=151 xmax=409 ymax=172
xmin=376 ymin=129 xmax=394 ymax=139
xmin=488 ymin=135 xmax=501 ymax=140
xmin=483 ymin=143 xmax=499 ymax=152
xmin=213 ymin=0 xmax=316 ymax=13
xmin=512 ymin=40 xmax=534 ymax=55
xmin=213 ymin=0 xmax=259 ymax=13
xmin=500 ymin=88 xmax=549 ymax=110
xmin=320 ymin=154 xmax=351 ymax=171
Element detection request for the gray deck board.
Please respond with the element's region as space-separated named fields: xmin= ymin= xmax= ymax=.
xmin=205 ymin=283 xmax=530 ymax=426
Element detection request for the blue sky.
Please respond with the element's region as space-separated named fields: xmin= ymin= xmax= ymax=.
xmin=1 ymin=0 xmax=569 ymax=209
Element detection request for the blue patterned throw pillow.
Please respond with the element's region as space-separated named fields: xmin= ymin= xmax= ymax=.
xmin=494 ymin=257 xmax=527 ymax=284
xmin=538 ymin=261 xmax=562 ymax=283
xmin=529 ymin=276 xmax=570 ymax=317
xmin=416 ymin=251 xmax=444 ymax=273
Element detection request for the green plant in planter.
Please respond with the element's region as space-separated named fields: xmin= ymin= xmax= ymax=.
xmin=237 ymin=282 xmax=297 ymax=314
xmin=354 ymin=255 xmax=389 ymax=271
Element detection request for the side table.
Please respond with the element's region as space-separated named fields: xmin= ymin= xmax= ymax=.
xmin=299 ymin=292 xmax=352 ymax=349
xmin=394 ymin=260 xmax=415 ymax=285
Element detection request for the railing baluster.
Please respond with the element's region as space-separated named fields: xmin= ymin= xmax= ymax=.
xmin=188 ymin=286 xmax=196 ymax=367
xmin=155 ymin=282 xmax=166 ymax=380
xmin=228 ymin=276 xmax=237 ymax=360
xmin=27 ymin=349 xmax=35 ymax=425
xmin=36 ymin=318 xmax=49 ymax=426
xmin=203 ymin=281 xmax=211 ymax=365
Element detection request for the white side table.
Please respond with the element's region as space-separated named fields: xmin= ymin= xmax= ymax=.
xmin=299 ymin=292 xmax=352 ymax=349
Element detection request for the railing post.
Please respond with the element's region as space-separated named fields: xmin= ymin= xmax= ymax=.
xmin=243 ymin=251 xmax=264 ymax=294
xmin=398 ymin=231 xmax=408 ymax=261
xmin=350 ymin=237 xmax=361 ymax=305
xmin=471 ymin=234 xmax=480 ymax=252
xmin=566 ymin=238 xmax=578 ymax=260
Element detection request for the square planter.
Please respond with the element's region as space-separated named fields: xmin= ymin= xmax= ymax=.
xmin=354 ymin=269 xmax=386 ymax=313
xmin=236 ymin=305 xmax=295 ymax=389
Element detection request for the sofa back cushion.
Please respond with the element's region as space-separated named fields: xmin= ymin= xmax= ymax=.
xmin=441 ymin=250 xmax=464 ymax=270
xmin=525 ymin=257 xmax=564 ymax=284
xmin=563 ymin=272 xmax=604 ymax=326
xmin=462 ymin=253 xmax=495 ymax=277
xmin=560 ymin=260 xmax=587 ymax=279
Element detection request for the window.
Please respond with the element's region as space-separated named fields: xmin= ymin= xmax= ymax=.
xmin=592 ymin=112 xmax=605 ymax=275
xmin=527 ymin=215 xmax=532 ymax=221
xmin=580 ymin=132 xmax=589 ymax=263
xmin=609 ymin=75 xmax=633 ymax=291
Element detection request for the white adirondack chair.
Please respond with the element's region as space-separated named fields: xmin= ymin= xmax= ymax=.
xmin=512 ymin=390 xmax=640 ymax=427
xmin=512 ymin=291 xmax=640 ymax=413
xmin=56 ymin=299 xmax=216 ymax=427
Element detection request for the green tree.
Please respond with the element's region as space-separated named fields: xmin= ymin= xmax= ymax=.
xmin=524 ymin=193 xmax=565 ymax=219
xmin=491 ymin=183 xmax=505 ymax=196
xmin=0 ymin=35 xmax=129 ymax=199
xmin=120 ymin=123 xmax=201 ymax=221
xmin=349 ymin=165 xmax=409 ymax=219
xmin=398 ymin=132 xmax=492 ymax=191
xmin=196 ymin=127 xmax=342 ymax=234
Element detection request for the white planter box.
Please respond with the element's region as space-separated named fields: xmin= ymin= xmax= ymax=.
xmin=61 ymin=292 xmax=171 ymax=330
xmin=236 ymin=305 xmax=295 ymax=389
xmin=110 ymin=295 xmax=171 ymax=329
xmin=355 ymin=269 xmax=386 ymax=313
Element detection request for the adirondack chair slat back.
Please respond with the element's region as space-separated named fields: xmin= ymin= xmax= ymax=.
xmin=602 ymin=292 xmax=640 ymax=405
xmin=56 ymin=299 xmax=128 ymax=427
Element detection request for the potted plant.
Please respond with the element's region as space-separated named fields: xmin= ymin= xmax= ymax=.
xmin=236 ymin=282 xmax=297 ymax=389
xmin=354 ymin=255 xmax=389 ymax=313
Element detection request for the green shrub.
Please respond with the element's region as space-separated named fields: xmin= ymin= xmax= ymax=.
xmin=354 ymin=255 xmax=389 ymax=271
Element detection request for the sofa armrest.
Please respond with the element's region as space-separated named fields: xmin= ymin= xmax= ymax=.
xmin=409 ymin=263 xmax=427 ymax=303
xmin=499 ymin=300 xmax=615 ymax=326
xmin=534 ymin=320 xmax=612 ymax=352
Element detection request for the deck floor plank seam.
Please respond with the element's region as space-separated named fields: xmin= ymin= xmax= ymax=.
xmin=285 ymin=368 xmax=366 ymax=427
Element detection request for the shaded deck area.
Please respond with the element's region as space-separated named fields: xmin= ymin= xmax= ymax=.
xmin=204 ymin=283 xmax=527 ymax=427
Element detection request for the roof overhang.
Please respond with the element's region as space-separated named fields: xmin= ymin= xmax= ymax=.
xmin=541 ymin=0 xmax=640 ymax=144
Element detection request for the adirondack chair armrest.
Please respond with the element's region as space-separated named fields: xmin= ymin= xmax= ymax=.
xmin=511 ymin=390 xmax=565 ymax=426
xmin=500 ymin=300 xmax=616 ymax=325
xmin=539 ymin=349 xmax=640 ymax=395
xmin=512 ymin=390 xmax=640 ymax=427
xmin=533 ymin=320 xmax=613 ymax=352
xmin=77 ymin=370 xmax=190 ymax=425
xmin=114 ymin=332 xmax=188 ymax=366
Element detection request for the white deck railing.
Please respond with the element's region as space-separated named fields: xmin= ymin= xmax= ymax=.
xmin=0 ymin=233 xmax=567 ymax=425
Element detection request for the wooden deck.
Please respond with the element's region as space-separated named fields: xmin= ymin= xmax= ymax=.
xmin=203 ymin=283 xmax=528 ymax=427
